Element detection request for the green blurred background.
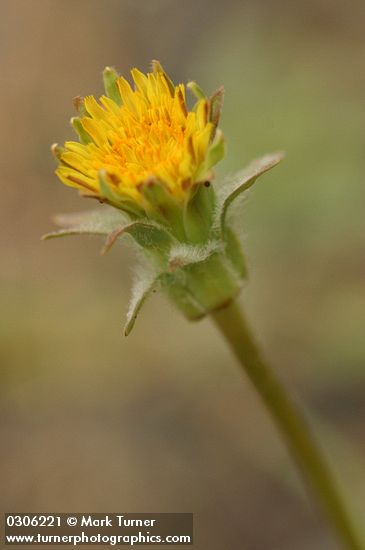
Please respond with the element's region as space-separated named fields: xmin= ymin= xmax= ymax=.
xmin=1 ymin=1 xmax=365 ymax=548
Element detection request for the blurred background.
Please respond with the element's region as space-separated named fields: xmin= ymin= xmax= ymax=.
xmin=1 ymin=0 xmax=365 ymax=548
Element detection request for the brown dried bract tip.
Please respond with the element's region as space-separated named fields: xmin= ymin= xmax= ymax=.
xmin=101 ymin=226 xmax=125 ymax=255
xmin=73 ymin=95 xmax=84 ymax=113
xmin=108 ymin=173 xmax=120 ymax=185
xmin=177 ymin=88 xmax=188 ymax=117
xmin=79 ymin=192 xmax=108 ymax=204
xmin=209 ymin=86 xmax=224 ymax=127
xmin=136 ymin=177 xmax=158 ymax=193
xmin=182 ymin=179 xmax=192 ymax=191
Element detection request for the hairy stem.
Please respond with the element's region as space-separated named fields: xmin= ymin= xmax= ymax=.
xmin=211 ymin=300 xmax=363 ymax=550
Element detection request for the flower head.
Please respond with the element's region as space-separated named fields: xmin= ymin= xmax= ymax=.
xmin=48 ymin=61 xmax=283 ymax=334
xmin=54 ymin=61 xmax=224 ymax=220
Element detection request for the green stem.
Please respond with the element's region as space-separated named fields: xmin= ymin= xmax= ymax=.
xmin=211 ymin=300 xmax=364 ymax=550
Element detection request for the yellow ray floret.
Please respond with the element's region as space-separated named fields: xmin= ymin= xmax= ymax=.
xmin=55 ymin=64 xmax=224 ymax=208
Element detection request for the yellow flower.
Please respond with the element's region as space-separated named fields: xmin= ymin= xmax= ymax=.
xmin=48 ymin=66 xmax=283 ymax=327
xmin=54 ymin=61 xmax=224 ymax=214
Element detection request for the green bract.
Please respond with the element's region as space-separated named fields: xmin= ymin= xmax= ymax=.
xmin=44 ymin=153 xmax=283 ymax=334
